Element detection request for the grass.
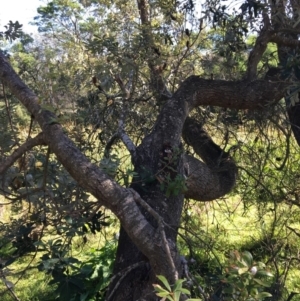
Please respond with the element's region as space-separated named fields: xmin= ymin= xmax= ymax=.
xmin=0 ymin=251 xmax=55 ymax=301
xmin=179 ymin=195 xmax=300 ymax=299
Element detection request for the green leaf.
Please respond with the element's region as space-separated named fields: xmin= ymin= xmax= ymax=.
xmin=155 ymin=291 xmax=170 ymax=297
xmin=238 ymin=266 xmax=249 ymax=275
xmin=253 ymin=278 xmax=271 ymax=287
xmin=257 ymin=292 xmax=272 ymax=298
xmin=69 ymin=276 xmax=85 ymax=290
xmin=80 ymin=292 xmax=89 ymax=301
xmin=157 ymin=275 xmax=171 ymax=291
xmin=179 ymin=288 xmax=191 ymax=295
xmin=153 ymin=284 xmax=169 ymax=295
xmin=47 ymin=117 xmax=59 ymax=125
xmin=241 ymin=251 xmax=253 ymax=267
xmin=174 ymin=290 xmax=181 ymax=301
xmin=173 ymin=278 xmax=185 ymax=290
xmin=250 ymin=287 xmax=258 ymax=296
xmin=256 ymin=270 xmax=273 ymax=277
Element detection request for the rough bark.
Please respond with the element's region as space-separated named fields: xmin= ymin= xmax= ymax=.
xmin=269 ymin=0 xmax=300 ymax=145
xmin=287 ymin=103 xmax=300 ymax=146
xmin=183 ymin=117 xmax=237 ymax=201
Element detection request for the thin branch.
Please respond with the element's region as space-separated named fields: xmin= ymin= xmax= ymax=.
xmin=104 ymin=109 xmax=137 ymax=160
xmin=0 ymin=187 xmax=45 ymax=202
xmin=130 ymin=188 xmax=178 ymax=282
xmin=118 ymin=116 xmax=136 ymax=159
xmin=105 ymin=262 xmax=146 ymax=301
xmin=104 ymin=132 xmax=119 ymax=158
xmin=1 ymin=82 xmax=20 ymax=147
xmin=137 ymin=0 xmax=172 ymax=100
xmin=181 ymin=256 xmax=207 ymax=301
xmin=0 ymin=273 xmax=21 ymax=301
xmin=113 ymin=72 xmax=130 ymax=100
xmin=0 ymin=132 xmax=45 ymax=175
xmin=103 ymin=126 xmax=136 ymax=160
xmin=246 ymin=13 xmax=272 ymax=80
xmin=119 ymin=130 xmax=136 ymax=159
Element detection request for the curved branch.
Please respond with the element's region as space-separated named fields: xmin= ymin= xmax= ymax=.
xmin=182 ymin=117 xmax=237 ymax=201
xmin=0 ymin=132 xmax=45 ymax=175
xmin=137 ymin=68 xmax=289 ymax=174
xmin=177 ymin=75 xmax=289 ymax=111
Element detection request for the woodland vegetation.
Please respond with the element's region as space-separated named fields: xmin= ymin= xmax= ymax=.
xmin=1 ymin=0 xmax=300 ymax=300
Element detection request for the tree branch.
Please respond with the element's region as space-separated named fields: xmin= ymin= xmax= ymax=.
xmin=270 ymin=34 xmax=300 ymax=48
xmin=178 ymin=75 xmax=289 ymax=111
xmin=0 ymin=132 xmax=45 ymax=175
xmin=246 ymin=13 xmax=271 ymax=80
xmin=182 ymin=118 xmax=237 ymax=201
xmin=130 ymin=188 xmax=178 ymax=281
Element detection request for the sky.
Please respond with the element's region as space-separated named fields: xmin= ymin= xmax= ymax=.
xmin=0 ymin=0 xmax=41 ymax=34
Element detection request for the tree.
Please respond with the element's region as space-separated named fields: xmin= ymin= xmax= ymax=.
xmin=0 ymin=0 xmax=300 ymax=300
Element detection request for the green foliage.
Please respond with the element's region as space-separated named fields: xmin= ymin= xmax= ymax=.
xmin=0 ymin=21 xmax=23 ymax=42
xmin=154 ymin=275 xmax=201 ymax=301
xmin=160 ymin=174 xmax=187 ymax=197
xmin=221 ymin=250 xmax=273 ymax=301
xmin=158 ymin=146 xmax=187 ymax=196
xmin=37 ymin=239 xmax=116 ymax=301
xmin=99 ymin=154 xmax=121 ymax=178
xmin=14 ymin=104 xmax=31 ymax=126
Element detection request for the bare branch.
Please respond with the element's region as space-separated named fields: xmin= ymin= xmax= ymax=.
xmin=112 ymin=72 xmax=130 ymax=100
xmin=105 ymin=262 xmax=146 ymax=301
xmin=130 ymin=188 xmax=178 ymax=282
xmin=0 ymin=132 xmax=45 ymax=175
xmin=119 ymin=131 xmax=136 ymax=159
xmin=103 ymin=115 xmax=137 ymax=160
xmin=104 ymin=132 xmax=119 ymax=158
xmin=246 ymin=14 xmax=272 ymax=80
